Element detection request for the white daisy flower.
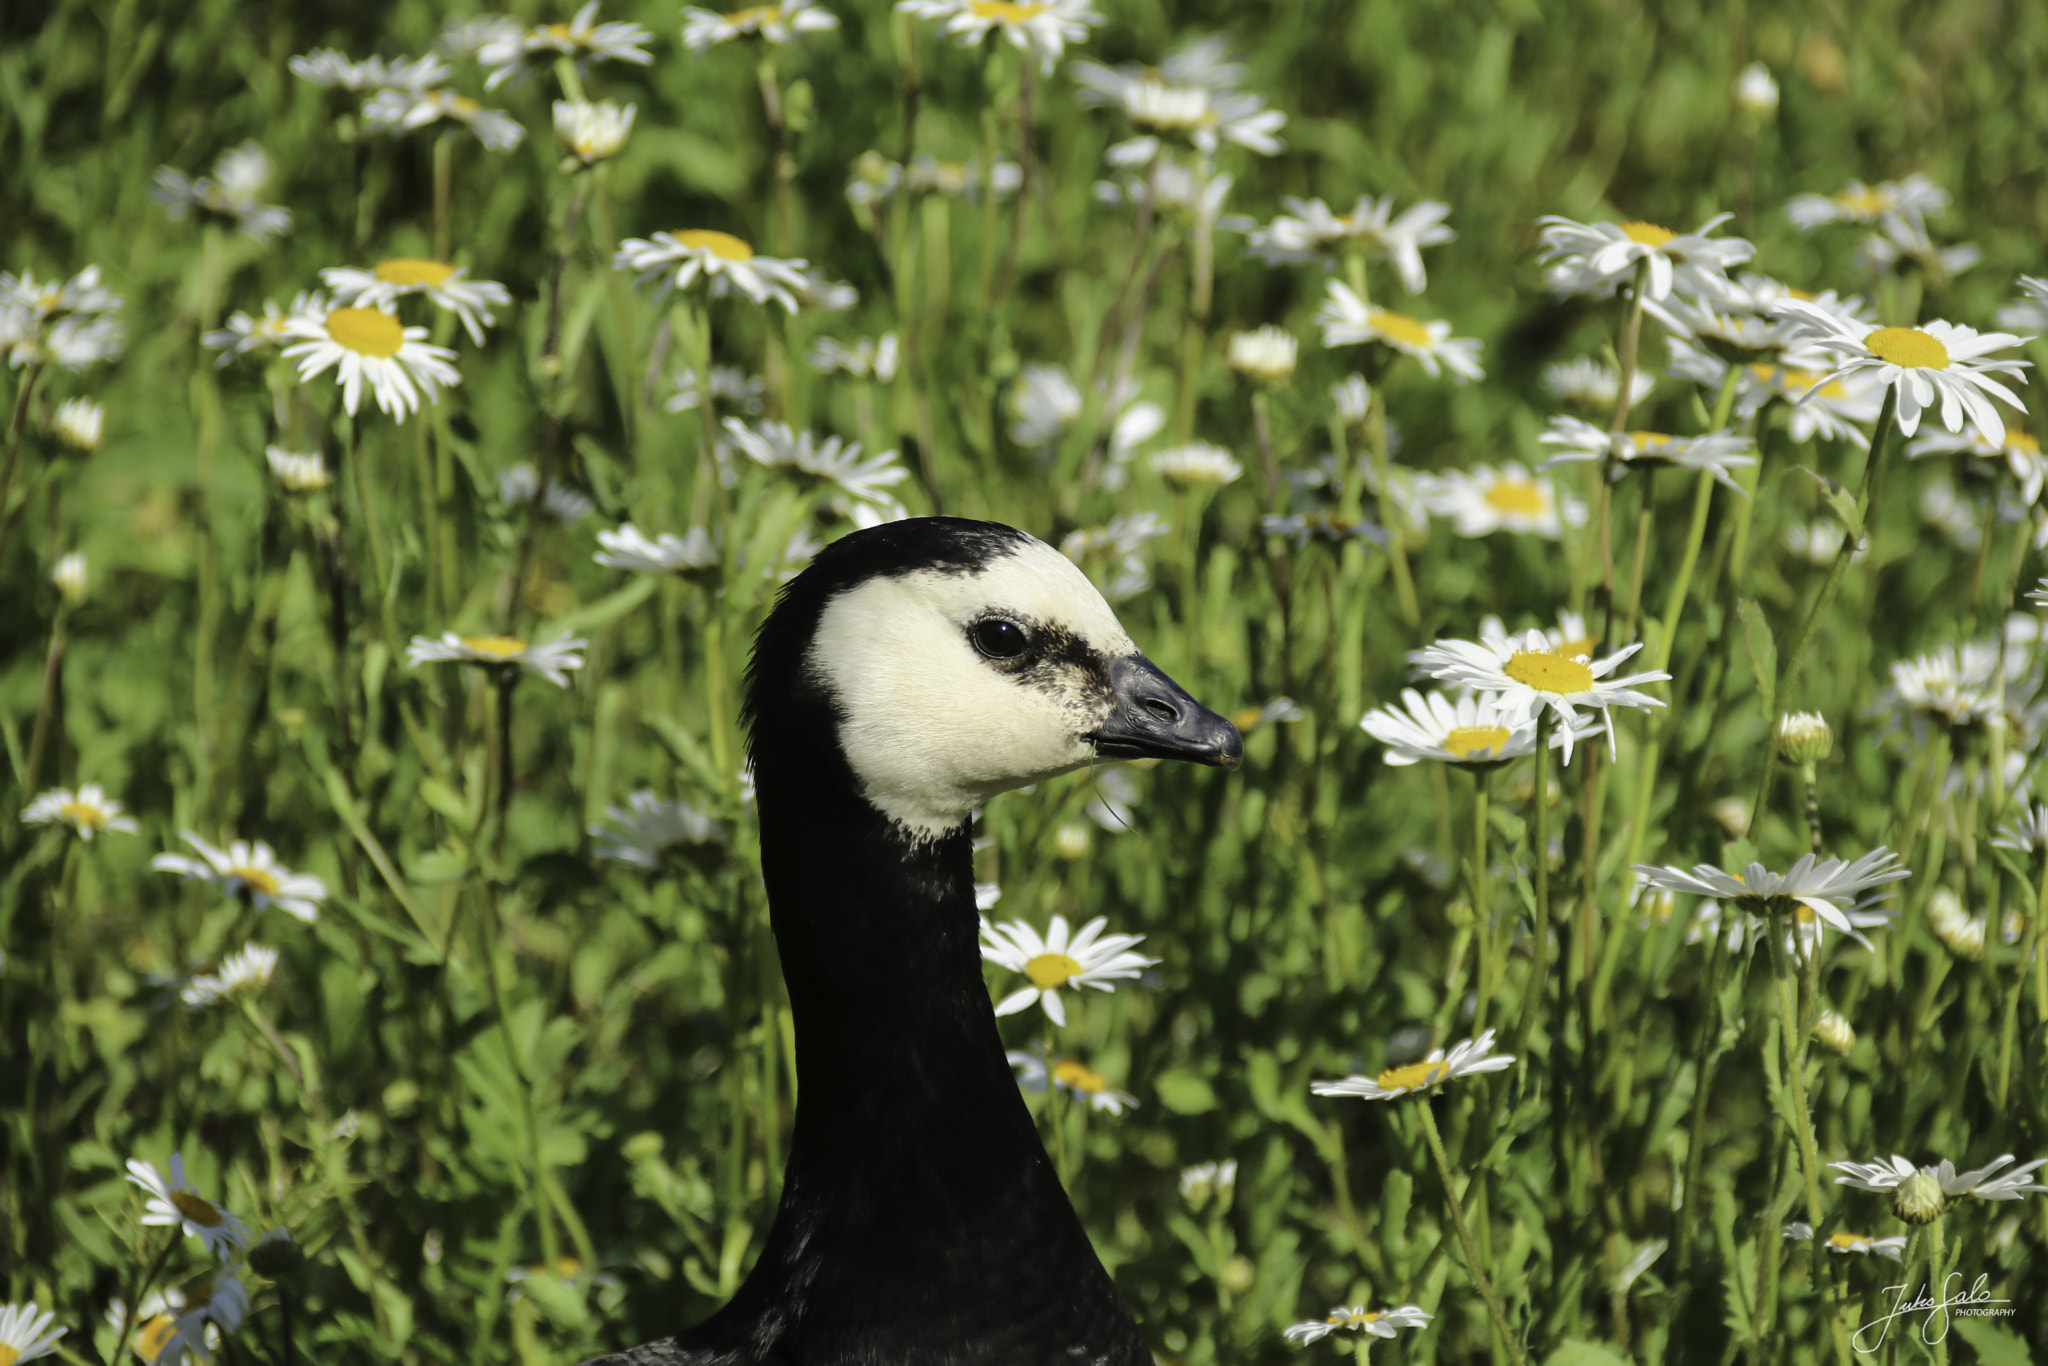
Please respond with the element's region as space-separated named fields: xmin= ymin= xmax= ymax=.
xmin=590 ymin=790 xmax=723 ymax=867
xmin=281 ymin=304 xmax=461 ymax=419
xmin=1767 ymin=297 xmax=2030 ymax=446
xmin=1415 ymin=462 xmax=1585 ymax=540
xmin=181 ymin=943 xmax=280 ymax=1008
xmin=1537 ymin=212 xmax=1755 ymax=303
xmin=722 ymin=418 xmax=909 ymax=508
xmin=1084 ymin=765 xmax=1140 ymax=832
xmin=289 ymin=49 xmax=448 ymax=91
xmin=1415 ymin=629 xmax=1668 ymax=764
xmin=809 ymin=332 xmax=899 ymax=382
xmin=553 ymin=98 xmax=636 ymax=164
xmin=1006 ymin=364 xmax=1163 ymax=469
xmin=1226 ymin=325 xmax=1297 ymax=383
xmin=479 ymin=1 xmax=654 ymax=88
xmin=1061 ymin=512 xmax=1165 ymax=603
xmin=125 ymin=1155 xmax=251 ymax=1260
xmin=1785 ymin=174 xmax=1948 ymax=232
xmin=151 ymin=142 xmax=292 ymax=242
xmin=1907 ymin=426 xmax=2045 ymax=505
xmin=104 ymin=1290 xmax=185 ymax=1365
xmin=1360 ymin=688 xmax=1598 ymax=767
xmin=266 ymin=446 xmax=332 ymax=492
xmin=1888 ymin=643 xmax=2007 ymax=728
xmin=1317 ymin=281 xmax=1483 ymax=381
xmin=1538 ymin=416 xmax=1756 ymax=493
xmin=1992 ymin=801 xmax=2048 ymax=855
xmin=152 ymin=832 xmax=329 ymax=923
xmin=1541 ymin=357 xmax=1655 ymax=413
xmin=1631 ymin=850 xmax=1908 ymax=941
xmin=1780 ymin=1224 xmax=1904 ymax=1260
xmin=1007 ymin=1051 xmax=1137 ymax=1115
xmin=614 ymin=230 xmax=810 ymax=312
xmin=980 ymin=913 xmax=1157 ymax=1026
xmin=1311 ymin=1028 xmax=1514 ymax=1102
xmin=406 ymin=632 xmax=588 ymax=688
xmin=49 ymin=396 xmax=103 ymax=452
xmin=322 ymin=259 xmax=511 ymax=347
xmin=1926 ymin=888 xmax=1987 ymax=961
xmin=362 ymin=88 xmax=525 ymax=150
xmin=439 ymin=15 xmax=526 ymax=58
xmin=682 ymin=0 xmax=839 ymax=48
xmin=1331 ymin=373 xmax=1372 ymax=425
xmin=1249 ymin=195 xmax=1454 ymax=293
xmin=1856 ymin=215 xmax=1980 ymax=280
xmin=20 ymin=784 xmax=138 ymax=841
xmin=792 ymin=267 xmax=859 ymax=313
xmin=1179 ymin=1159 xmax=1237 ymax=1209
xmin=667 ymin=364 xmax=766 ymax=414
xmin=1996 ymin=276 xmax=2048 ymax=335
xmin=498 ymin=462 xmax=594 ymax=523
xmin=1151 ymin=442 xmax=1243 ymax=490
xmin=1071 ymin=37 xmax=1244 ymax=105
xmin=906 ymin=154 xmax=1023 ymax=199
xmin=1261 ymin=512 xmax=1386 ymax=548
xmin=595 ymin=523 xmax=719 ymax=574
xmin=1669 ymin=343 xmax=1885 ymax=448
xmin=1284 ymin=1304 xmax=1432 ymax=1346
xmin=1833 ymin=1153 xmax=2047 ymax=1203
xmin=0 ymin=265 xmax=120 ymax=323
xmin=896 ymin=0 xmax=1103 ymax=76
xmin=1098 ymin=79 xmax=1285 ymax=167
xmin=157 ymin=1275 xmax=250 ymax=1366
xmin=1734 ymin=62 xmax=1778 ymax=116
xmin=202 ymin=291 xmax=327 ymax=363
xmin=0 ymin=1302 xmax=65 ymax=1364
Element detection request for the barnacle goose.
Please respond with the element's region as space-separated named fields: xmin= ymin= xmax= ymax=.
xmin=589 ymin=517 xmax=1241 ymax=1366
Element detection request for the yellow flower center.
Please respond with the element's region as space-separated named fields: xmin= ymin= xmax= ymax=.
xmin=228 ymin=865 xmax=282 ymax=896
xmin=1794 ymin=902 xmax=1816 ymax=923
xmin=2008 ymin=431 xmax=2039 ymax=456
xmin=1554 ymin=636 xmax=1598 ymax=661
xmin=1760 ymin=365 xmax=1852 ymax=400
xmin=1444 ymin=725 xmax=1513 ymax=760
xmin=461 ymin=635 xmax=529 ymax=661
xmin=1231 ymin=705 xmax=1264 ymax=731
xmin=374 ymin=257 xmax=458 ymax=288
xmin=1865 ymin=326 xmax=1950 ymax=370
xmin=1025 ymin=952 xmax=1083 ymax=989
xmin=326 ymin=307 xmax=405 ymax=359
xmin=58 ymin=799 xmax=107 ymax=829
xmin=1368 ymin=308 xmax=1435 ymax=350
xmin=672 ymin=229 xmax=756 ymax=261
xmin=1375 ymin=1059 xmax=1450 ymax=1092
xmin=1834 ymin=187 xmax=1889 ymax=216
xmin=170 ymin=1189 xmax=227 ymax=1227
xmin=1051 ymin=1059 xmax=1107 ymax=1092
xmin=969 ymin=0 xmax=1050 ymax=21
xmin=137 ymin=1314 xmax=179 ymax=1362
xmin=728 ymin=4 xmax=780 ymax=22
xmin=450 ymin=94 xmax=482 ymax=115
xmin=1827 ymin=1232 xmax=1870 ymax=1251
xmin=1627 ymin=431 xmax=1673 ymax=450
xmin=1621 ymin=221 xmax=1676 ymax=247
xmin=1484 ymin=479 xmax=1547 ymax=516
xmin=542 ymin=21 xmax=574 ymax=39
xmin=1504 ymin=651 xmax=1596 ymax=695
xmin=0 ymin=1347 xmax=17 ymax=1366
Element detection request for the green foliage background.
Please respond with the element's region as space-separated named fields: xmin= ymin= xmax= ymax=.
xmin=4 ymin=0 xmax=2048 ymax=1363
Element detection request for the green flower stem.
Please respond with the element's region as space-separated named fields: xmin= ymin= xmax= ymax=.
xmin=757 ymin=52 xmax=796 ymax=258
xmin=1930 ymin=1215 xmax=1949 ymax=1366
xmin=1042 ymin=1037 xmax=1067 ymax=1184
xmin=432 ymin=130 xmax=453 ymax=264
xmin=1416 ymin=1100 xmax=1527 ymax=1366
xmin=2002 ymin=847 xmax=2048 ymax=1105
xmin=19 ymin=606 xmax=66 ymax=806
xmin=1251 ymin=388 xmax=1277 ymax=506
xmin=1752 ymin=388 xmax=1898 ymax=833
xmin=1766 ymin=918 xmax=1854 ymax=1366
xmin=492 ymin=674 xmax=516 ymax=864
xmin=1173 ymin=166 xmax=1216 ymax=444
xmin=1668 ymin=903 xmax=1733 ymax=1288
xmin=0 ymin=358 xmax=46 ymax=570
xmin=415 ymin=417 xmax=444 ymax=624
xmin=1362 ymin=394 xmax=1421 ymax=631
xmin=1470 ymin=768 xmax=1494 ymax=1034
xmin=1510 ymin=711 xmax=1554 ymax=1068
xmin=990 ymin=57 xmax=1035 ymax=316
xmin=1353 ymin=1334 xmax=1372 ymax=1366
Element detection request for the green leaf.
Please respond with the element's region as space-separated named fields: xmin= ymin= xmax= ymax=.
xmin=1952 ymin=1316 xmax=2033 ymax=1366
xmin=1738 ymin=598 xmax=1776 ymax=722
xmin=1543 ymin=1339 xmax=1632 ymax=1366
xmin=551 ymin=574 xmax=657 ymax=635
xmin=1793 ymin=465 xmax=1865 ymax=543
xmin=1154 ymin=1069 xmax=1219 ymax=1115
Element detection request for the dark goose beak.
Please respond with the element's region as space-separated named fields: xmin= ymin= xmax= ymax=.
xmin=1092 ymin=654 xmax=1244 ymax=769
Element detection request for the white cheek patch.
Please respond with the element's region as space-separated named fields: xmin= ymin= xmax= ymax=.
xmin=805 ymin=538 xmax=1141 ymax=839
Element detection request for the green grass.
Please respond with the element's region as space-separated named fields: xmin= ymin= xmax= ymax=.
xmin=4 ymin=0 xmax=2048 ymax=1363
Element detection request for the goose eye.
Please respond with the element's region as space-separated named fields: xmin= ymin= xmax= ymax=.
xmin=971 ymin=617 xmax=1030 ymax=660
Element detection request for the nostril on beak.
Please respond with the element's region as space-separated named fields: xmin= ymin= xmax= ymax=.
xmin=1142 ymin=698 xmax=1180 ymax=725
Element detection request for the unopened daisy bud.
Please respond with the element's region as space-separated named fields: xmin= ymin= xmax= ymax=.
xmin=1926 ymin=888 xmax=1986 ymax=961
xmin=1710 ymin=796 xmax=1751 ymax=838
xmin=1221 ymin=1255 xmax=1255 ymax=1295
xmin=1054 ymin=821 xmax=1092 ymax=860
xmin=1777 ymin=711 xmax=1833 ymax=763
xmin=1332 ymin=373 xmax=1372 ymax=426
xmin=266 ymin=446 xmax=332 ymax=492
xmin=1444 ymin=896 xmax=1476 ymax=930
xmin=1893 ymin=1170 xmax=1946 ymax=1225
xmin=554 ymin=99 xmax=635 ymax=166
xmin=1812 ymin=1006 xmax=1856 ymax=1056
xmin=1226 ymin=325 xmax=1298 ymax=384
xmin=51 ymin=397 xmax=104 ymax=452
xmin=1734 ymin=62 xmax=1779 ymax=118
xmin=51 ymin=552 xmax=87 ymax=604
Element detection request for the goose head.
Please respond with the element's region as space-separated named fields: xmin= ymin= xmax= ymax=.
xmin=748 ymin=517 xmax=1241 ymax=840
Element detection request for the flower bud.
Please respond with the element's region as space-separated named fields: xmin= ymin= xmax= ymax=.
xmin=1054 ymin=822 xmax=1092 ymax=860
xmin=52 ymin=397 xmax=104 ymax=453
xmin=1734 ymin=62 xmax=1780 ymax=118
xmin=1778 ymin=711 xmax=1833 ymax=764
xmin=1892 ymin=1170 xmax=1945 ymax=1225
xmin=1812 ymin=1007 xmax=1856 ymax=1056
xmin=1227 ymin=326 xmax=1298 ymax=385
xmin=51 ymin=552 xmax=87 ymax=605
xmin=1926 ymin=888 xmax=1986 ymax=961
